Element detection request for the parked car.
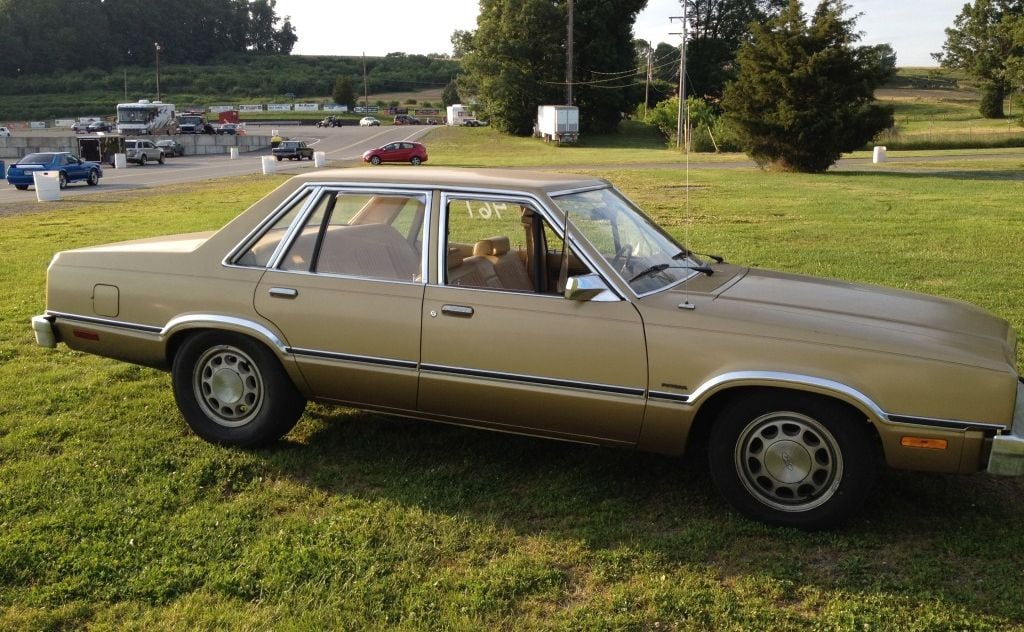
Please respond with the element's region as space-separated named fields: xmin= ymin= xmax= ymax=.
xmin=6 ymin=152 xmax=102 ymax=189
xmin=359 ymin=116 xmax=381 ymax=127
xmin=316 ymin=116 xmax=342 ymax=128
xmin=462 ymin=118 xmax=485 ymax=127
xmin=87 ymin=121 xmax=113 ymax=133
xmin=393 ymin=114 xmax=421 ymax=125
xmin=156 ymin=139 xmax=185 ymax=157
xmin=272 ymin=140 xmax=314 ymax=161
xmin=70 ymin=122 xmax=91 ymax=133
xmin=217 ymin=123 xmax=239 ymax=135
xmin=29 ymin=168 xmax=1024 ymax=529
xmin=0 ymin=126 xmax=11 ymax=137
xmin=125 ymin=139 xmax=165 ymax=165
xmin=362 ymin=141 xmax=427 ymax=166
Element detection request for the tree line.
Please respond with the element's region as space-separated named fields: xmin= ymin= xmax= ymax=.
xmin=0 ymin=0 xmax=297 ymax=78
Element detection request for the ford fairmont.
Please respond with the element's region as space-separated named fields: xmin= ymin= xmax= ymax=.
xmin=32 ymin=168 xmax=1024 ymax=529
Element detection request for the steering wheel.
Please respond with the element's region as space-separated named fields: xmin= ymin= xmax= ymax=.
xmin=611 ymin=244 xmax=633 ymax=274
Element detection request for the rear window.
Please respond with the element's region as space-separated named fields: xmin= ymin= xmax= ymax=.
xmin=19 ymin=153 xmax=54 ymax=164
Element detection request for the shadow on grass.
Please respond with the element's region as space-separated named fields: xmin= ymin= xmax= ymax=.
xmin=259 ymin=408 xmax=1024 ymax=622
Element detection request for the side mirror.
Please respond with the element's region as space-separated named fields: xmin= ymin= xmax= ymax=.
xmin=563 ymin=274 xmax=609 ymax=301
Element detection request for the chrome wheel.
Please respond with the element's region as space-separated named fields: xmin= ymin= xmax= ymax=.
xmin=734 ymin=411 xmax=843 ymax=512
xmin=192 ymin=344 xmax=264 ymax=427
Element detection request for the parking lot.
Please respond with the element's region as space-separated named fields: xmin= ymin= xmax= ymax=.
xmin=0 ymin=124 xmax=433 ymax=206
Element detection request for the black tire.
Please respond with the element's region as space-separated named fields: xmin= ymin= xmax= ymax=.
xmin=158 ymin=153 xmax=165 ymax=165
xmin=370 ymin=156 xmax=381 ymax=165
xmin=410 ymin=156 xmax=421 ymax=166
xmin=171 ymin=331 xmax=306 ymax=448
xmin=139 ymin=154 xmax=147 ymax=166
xmin=708 ymin=391 xmax=878 ymax=530
xmin=87 ymin=170 xmax=99 ymax=186
xmin=276 ymin=156 xmax=283 ymax=162
xmin=58 ymin=172 xmax=67 ymax=189
xmin=15 ymin=185 xmax=28 ymax=190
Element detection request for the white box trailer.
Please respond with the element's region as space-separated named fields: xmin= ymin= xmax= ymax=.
xmin=535 ymin=105 xmax=579 ymax=144
xmin=446 ymin=104 xmax=473 ymax=126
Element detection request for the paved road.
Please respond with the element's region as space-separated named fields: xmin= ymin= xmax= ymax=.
xmin=0 ymin=124 xmax=434 ymax=206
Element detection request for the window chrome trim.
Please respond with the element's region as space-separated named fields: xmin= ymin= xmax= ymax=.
xmin=437 ymin=191 xmax=626 ymax=301
xmin=223 ymin=184 xmax=317 ymax=268
xmin=256 ymin=268 xmax=426 ymax=286
xmin=421 ymin=363 xmax=645 ymax=397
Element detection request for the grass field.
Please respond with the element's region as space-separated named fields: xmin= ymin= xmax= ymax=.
xmin=1 ymin=148 xmax=1023 ymax=628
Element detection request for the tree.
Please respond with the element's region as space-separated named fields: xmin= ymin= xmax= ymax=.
xmin=442 ymin=79 xmax=462 ymax=106
xmin=332 ymin=76 xmax=354 ymax=107
xmin=721 ymin=0 xmax=894 ymax=173
xmin=458 ymin=0 xmax=647 ymax=136
xmin=934 ymin=0 xmax=1024 ymax=118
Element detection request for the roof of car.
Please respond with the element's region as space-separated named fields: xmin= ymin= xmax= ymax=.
xmin=289 ymin=167 xmax=608 ymax=194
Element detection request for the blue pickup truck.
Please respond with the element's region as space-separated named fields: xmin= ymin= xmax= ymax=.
xmin=6 ymin=152 xmax=103 ymax=190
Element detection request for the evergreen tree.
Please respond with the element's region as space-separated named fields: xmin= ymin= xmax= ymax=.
xmin=721 ymin=0 xmax=893 ymax=173
xmin=332 ymin=76 xmax=355 ymax=107
xmin=934 ymin=0 xmax=1024 ymax=118
xmin=442 ymin=79 xmax=462 ymax=107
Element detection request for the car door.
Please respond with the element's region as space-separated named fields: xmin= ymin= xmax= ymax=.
xmin=417 ymin=193 xmax=648 ymax=445
xmin=250 ymin=186 xmax=429 ymax=412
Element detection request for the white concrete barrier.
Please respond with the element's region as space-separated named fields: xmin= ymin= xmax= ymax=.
xmin=33 ymin=171 xmax=60 ymax=202
xmin=261 ymin=155 xmax=277 ymax=175
xmin=229 ymin=147 xmax=239 ymax=160
xmin=271 ymin=129 xmax=279 ymax=137
xmin=314 ymin=151 xmax=326 ymax=167
xmin=114 ymin=153 xmax=127 ymax=169
xmin=873 ymin=146 xmax=887 ymax=164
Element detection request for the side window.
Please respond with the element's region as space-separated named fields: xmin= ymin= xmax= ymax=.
xmin=444 ymin=198 xmax=590 ymax=294
xmin=280 ymin=190 xmax=426 ymax=282
xmin=233 ymin=188 xmax=312 ymax=267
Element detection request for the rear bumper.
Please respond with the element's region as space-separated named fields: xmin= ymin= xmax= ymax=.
xmin=32 ymin=315 xmax=59 ymax=348
xmin=988 ymin=379 xmax=1024 ymax=476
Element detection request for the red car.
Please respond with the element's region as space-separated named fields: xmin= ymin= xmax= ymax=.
xmin=362 ymin=141 xmax=428 ymax=166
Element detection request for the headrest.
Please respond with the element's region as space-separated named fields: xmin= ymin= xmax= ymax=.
xmin=447 ymin=247 xmax=464 ymax=269
xmin=473 ymin=236 xmax=510 ymax=257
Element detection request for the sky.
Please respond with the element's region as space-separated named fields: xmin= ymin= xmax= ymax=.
xmin=273 ymin=0 xmax=964 ymax=68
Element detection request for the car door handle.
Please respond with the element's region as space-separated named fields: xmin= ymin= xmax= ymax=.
xmin=269 ymin=287 xmax=298 ymax=299
xmin=441 ymin=304 xmax=474 ymax=317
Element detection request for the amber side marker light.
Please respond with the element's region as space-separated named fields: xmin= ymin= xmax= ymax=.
xmin=901 ymin=437 xmax=948 ymax=450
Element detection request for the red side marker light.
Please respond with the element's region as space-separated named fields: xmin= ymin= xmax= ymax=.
xmin=72 ymin=329 xmax=100 ymax=341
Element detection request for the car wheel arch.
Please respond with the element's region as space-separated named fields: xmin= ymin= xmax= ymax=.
xmin=685 ymin=384 xmax=881 ymax=451
xmin=162 ymin=318 xmax=308 ymax=393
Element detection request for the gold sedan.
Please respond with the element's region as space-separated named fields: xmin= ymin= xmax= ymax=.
xmin=32 ymin=168 xmax=1024 ymax=529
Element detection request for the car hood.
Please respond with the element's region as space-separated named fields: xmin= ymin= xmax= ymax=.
xmin=650 ymin=267 xmax=1015 ymax=372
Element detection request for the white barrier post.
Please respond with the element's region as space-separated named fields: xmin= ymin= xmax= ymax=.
xmin=229 ymin=147 xmax=239 ymax=160
xmin=261 ymin=156 xmax=277 ymax=175
xmin=114 ymin=153 xmax=127 ymax=169
xmin=872 ymin=146 xmax=887 ymax=164
xmin=33 ymin=171 xmax=60 ymax=202
xmin=271 ymin=129 xmax=279 ymax=137
xmin=314 ymin=151 xmax=326 ymax=167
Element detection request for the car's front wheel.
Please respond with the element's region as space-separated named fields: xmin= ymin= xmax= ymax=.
xmin=172 ymin=331 xmax=306 ymax=448
xmin=87 ymin=170 xmax=99 ymax=186
xmin=370 ymin=156 xmax=381 ymax=165
xmin=708 ymin=391 xmax=878 ymax=530
xmin=15 ymin=185 xmax=28 ymax=190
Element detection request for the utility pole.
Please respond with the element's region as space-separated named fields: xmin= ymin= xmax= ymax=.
xmin=643 ymin=47 xmax=652 ymax=121
xmin=154 ymin=42 xmax=161 ymax=101
xmin=670 ymin=4 xmax=688 ymax=151
xmin=362 ymin=52 xmax=369 ymax=114
xmin=566 ymin=0 xmax=574 ymax=105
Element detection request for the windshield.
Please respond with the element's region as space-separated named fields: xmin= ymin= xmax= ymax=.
xmin=118 ymin=107 xmax=155 ymax=124
xmin=551 ymin=186 xmax=700 ymax=295
xmin=179 ymin=116 xmax=202 ymax=125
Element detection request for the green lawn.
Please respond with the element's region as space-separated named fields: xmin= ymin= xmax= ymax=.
xmin=1 ymin=155 xmax=1023 ymax=629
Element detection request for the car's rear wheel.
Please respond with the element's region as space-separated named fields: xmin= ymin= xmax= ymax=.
xmin=708 ymin=391 xmax=877 ymax=530
xmin=58 ymin=172 xmax=67 ymax=189
xmin=172 ymin=331 xmax=306 ymax=448
xmin=410 ymin=156 xmax=422 ymax=166
xmin=15 ymin=185 xmax=28 ymax=190
xmin=87 ymin=170 xmax=99 ymax=186
xmin=370 ymin=156 xmax=381 ymax=165
xmin=139 ymin=154 xmax=147 ymax=166
xmin=277 ymin=156 xmax=283 ymax=161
